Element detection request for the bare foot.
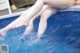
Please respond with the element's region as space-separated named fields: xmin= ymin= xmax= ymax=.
xmin=23 ymin=20 xmax=34 ymax=35
xmin=0 ymin=29 xmax=8 ymax=36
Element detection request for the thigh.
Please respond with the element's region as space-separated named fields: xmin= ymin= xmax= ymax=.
xmin=40 ymin=6 xmax=58 ymax=20
xmin=44 ymin=0 xmax=75 ymax=9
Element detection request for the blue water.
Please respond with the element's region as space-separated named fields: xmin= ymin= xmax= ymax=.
xmin=0 ymin=11 xmax=80 ymax=53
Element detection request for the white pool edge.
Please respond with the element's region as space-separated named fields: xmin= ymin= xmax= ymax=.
xmin=0 ymin=11 xmax=22 ymax=20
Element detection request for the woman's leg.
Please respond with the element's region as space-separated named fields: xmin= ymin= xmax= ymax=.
xmin=37 ymin=6 xmax=58 ymax=38
xmin=19 ymin=5 xmax=48 ymax=40
xmin=23 ymin=5 xmax=48 ymax=35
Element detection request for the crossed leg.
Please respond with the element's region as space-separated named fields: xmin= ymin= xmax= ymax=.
xmin=23 ymin=5 xmax=48 ymax=35
xmin=20 ymin=5 xmax=58 ymax=44
xmin=22 ymin=5 xmax=58 ymax=38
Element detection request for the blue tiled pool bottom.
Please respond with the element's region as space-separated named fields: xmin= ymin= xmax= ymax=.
xmin=0 ymin=11 xmax=80 ymax=53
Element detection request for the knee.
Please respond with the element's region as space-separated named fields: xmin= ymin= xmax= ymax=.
xmin=40 ymin=12 xmax=49 ymax=21
xmin=40 ymin=14 xmax=48 ymax=22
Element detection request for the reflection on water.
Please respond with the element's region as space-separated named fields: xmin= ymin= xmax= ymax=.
xmin=0 ymin=11 xmax=80 ymax=53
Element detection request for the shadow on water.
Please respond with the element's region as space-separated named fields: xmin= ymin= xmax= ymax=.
xmin=0 ymin=11 xmax=80 ymax=53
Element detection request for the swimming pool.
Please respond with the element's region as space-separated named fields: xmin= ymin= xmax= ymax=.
xmin=0 ymin=11 xmax=80 ymax=53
